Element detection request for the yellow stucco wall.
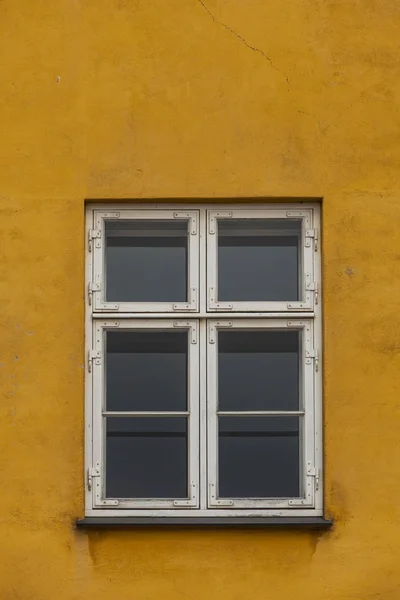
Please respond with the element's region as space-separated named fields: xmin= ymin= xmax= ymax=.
xmin=1 ymin=1 xmax=400 ymax=598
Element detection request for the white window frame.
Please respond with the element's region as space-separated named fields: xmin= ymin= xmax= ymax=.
xmin=207 ymin=319 xmax=316 ymax=510
xmin=91 ymin=209 xmax=200 ymax=313
xmin=85 ymin=203 xmax=322 ymax=518
xmin=207 ymin=209 xmax=316 ymax=312
xmin=89 ymin=319 xmax=200 ymax=510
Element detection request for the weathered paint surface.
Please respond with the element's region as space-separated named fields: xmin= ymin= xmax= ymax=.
xmin=1 ymin=1 xmax=400 ymax=598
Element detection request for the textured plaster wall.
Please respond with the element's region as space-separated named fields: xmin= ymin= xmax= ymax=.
xmin=1 ymin=1 xmax=400 ymax=599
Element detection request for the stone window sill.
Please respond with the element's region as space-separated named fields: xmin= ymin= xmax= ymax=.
xmin=76 ymin=516 xmax=333 ymax=529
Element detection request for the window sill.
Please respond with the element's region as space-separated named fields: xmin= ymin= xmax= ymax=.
xmin=76 ymin=516 xmax=333 ymax=529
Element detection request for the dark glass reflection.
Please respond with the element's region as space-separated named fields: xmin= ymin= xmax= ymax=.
xmin=105 ymin=220 xmax=188 ymax=302
xmin=218 ymin=417 xmax=300 ymax=498
xmin=106 ymin=417 xmax=188 ymax=498
xmin=218 ymin=331 xmax=299 ymax=411
xmin=217 ymin=219 xmax=300 ymax=301
xmin=106 ymin=331 xmax=187 ymax=411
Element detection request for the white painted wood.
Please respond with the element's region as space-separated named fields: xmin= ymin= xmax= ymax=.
xmin=92 ymin=209 xmax=200 ymax=313
xmin=206 ymin=208 xmax=315 ymax=312
xmin=91 ymin=319 xmax=200 ymax=510
xmin=85 ymin=203 xmax=323 ymax=518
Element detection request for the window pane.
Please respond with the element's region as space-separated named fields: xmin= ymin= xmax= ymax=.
xmin=106 ymin=330 xmax=187 ymax=411
xmin=105 ymin=220 xmax=188 ymax=302
xmin=106 ymin=417 xmax=188 ymax=498
xmin=218 ymin=416 xmax=300 ymax=498
xmin=218 ymin=330 xmax=299 ymax=411
xmin=217 ymin=219 xmax=300 ymax=302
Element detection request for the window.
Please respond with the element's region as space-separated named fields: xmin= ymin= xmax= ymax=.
xmin=85 ymin=204 xmax=322 ymax=518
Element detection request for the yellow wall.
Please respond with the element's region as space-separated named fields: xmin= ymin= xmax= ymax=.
xmin=1 ymin=1 xmax=400 ymax=598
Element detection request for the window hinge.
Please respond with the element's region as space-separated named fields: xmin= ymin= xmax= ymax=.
xmin=88 ymin=350 xmax=101 ymax=373
xmin=88 ymin=229 xmax=102 ymax=252
xmin=305 ymin=228 xmax=318 ymax=251
xmin=306 ymin=278 xmax=319 ymax=305
xmin=208 ymin=211 xmax=233 ymax=234
xmin=88 ymin=282 xmax=101 ymax=305
xmin=173 ymin=321 xmax=197 ymax=344
xmin=87 ymin=467 xmax=100 ymax=491
xmin=173 ymin=212 xmax=197 ymax=235
xmin=306 ymin=348 xmax=319 ymax=372
xmin=173 ymin=288 xmax=197 ymax=311
xmin=307 ymin=464 xmax=320 ymax=491
xmin=209 ymin=321 xmax=233 ymax=344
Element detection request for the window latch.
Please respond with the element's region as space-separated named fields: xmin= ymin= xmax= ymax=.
xmin=88 ymin=350 xmax=101 ymax=373
xmin=87 ymin=467 xmax=100 ymax=491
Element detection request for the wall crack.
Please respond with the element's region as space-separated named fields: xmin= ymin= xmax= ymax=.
xmin=196 ymin=0 xmax=289 ymax=85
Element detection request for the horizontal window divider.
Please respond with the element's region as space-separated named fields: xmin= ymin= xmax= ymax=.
xmin=106 ymin=230 xmax=188 ymax=238
xmin=102 ymin=411 xmax=190 ymax=418
xmin=91 ymin=312 xmax=315 ymax=319
xmin=216 ymin=411 xmax=305 ymax=417
xmin=218 ymin=229 xmax=302 ymax=237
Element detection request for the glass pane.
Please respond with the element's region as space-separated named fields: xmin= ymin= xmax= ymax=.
xmin=218 ymin=416 xmax=300 ymax=498
xmin=106 ymin=330 xmax=187 ymax=411
xmin=106 ymin=417 xmax=188 ymax=498
xmin=105 ymin=219 xmax=188 ymax=302
xmin=218 ymin=330 xmax=299 ymax=411
xmin=217 ymin=219 xmax=301 ymax=302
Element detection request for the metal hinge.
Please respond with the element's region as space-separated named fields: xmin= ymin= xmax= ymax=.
xmin=208 ymin=211 xmax=233 ymax=234
xmin=87 ymin=467 xmax=100 ymax=491
xmin=305 ymin=228 xmax=318 ymax=251
xmin=173 ymin=321 xmax=197 ymax=344
xmin=173 ymin=212 xmax=197 ymax=235
xmin=209 ymin=321 xmax=233 ymax=344
xmin=88 ymin=229 xmax=102 ymax=252
xmin=88 ymin=350 xmax=101 ymax=373
xmin=306 ymin=348 xmax=319 ymax=372
xmin=306 ymin=279 xmax=319 ymax=305
xmin=173 ymin=287 xmax=197 ymax=311
xmin=88 ymin=282 xmax=101 ymax=305
xmin=307 ymin=464 xmax=320 ymax=491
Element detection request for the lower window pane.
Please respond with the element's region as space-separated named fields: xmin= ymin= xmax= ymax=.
xmin=218 ymin=417 xmax=300 ymax=498
xmin=106 ymin=417 xmax=188 ymax=499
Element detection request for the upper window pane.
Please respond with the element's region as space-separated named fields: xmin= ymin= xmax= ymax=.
xmin=106 ymin=330 xmax=187 ymax=411
xmin=105 ymin=220 xmax=188 ymax=303
xmin=217 ymin=219 xmax=301 ymax=302
xmin=218 ymin=330 xmax=300 ymax=412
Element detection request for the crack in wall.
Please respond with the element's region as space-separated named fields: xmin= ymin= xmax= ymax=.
xmin=196 ymin=0 xmax=289 ymax=85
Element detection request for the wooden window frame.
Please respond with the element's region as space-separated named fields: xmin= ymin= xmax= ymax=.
xmin=85 ymin=203 xmax=322 ymax=518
